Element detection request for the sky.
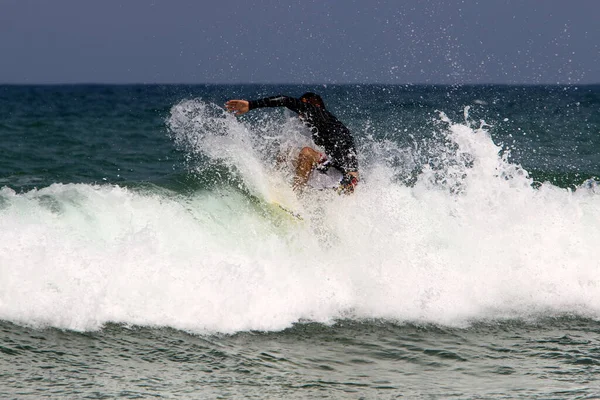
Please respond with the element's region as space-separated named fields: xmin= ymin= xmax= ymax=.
xmin=1 ymin=0 xmax=599 ymax=84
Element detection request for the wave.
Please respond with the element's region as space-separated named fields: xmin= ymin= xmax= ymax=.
xmin=0 ymin=100 xmax=599 ymax=334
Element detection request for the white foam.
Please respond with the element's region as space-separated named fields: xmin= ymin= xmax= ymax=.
xmin=1 ymin=101 xmax=599 ymax=334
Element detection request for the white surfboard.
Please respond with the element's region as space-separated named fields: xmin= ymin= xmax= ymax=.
xmin=264 ymin=178 xmax=304 ymax=221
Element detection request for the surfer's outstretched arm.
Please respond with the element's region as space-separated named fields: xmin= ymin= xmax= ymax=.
xmin=247 ymin=96 xmax=306 ymax=113
xmin=226 ymin=96 xmax=309 ymax=115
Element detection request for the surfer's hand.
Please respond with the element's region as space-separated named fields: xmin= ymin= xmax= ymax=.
xmin=337 ymin=172 xmax=359 ymax=195
xmin=225 ymin=100 xmax=250 ymax=115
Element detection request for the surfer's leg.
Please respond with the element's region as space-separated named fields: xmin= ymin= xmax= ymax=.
xmin=293 ymin=147 xmax=321 ymax=190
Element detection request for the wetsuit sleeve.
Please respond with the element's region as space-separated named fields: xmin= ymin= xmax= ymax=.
xmin=248 ymin=96 xmax=308 ymax=114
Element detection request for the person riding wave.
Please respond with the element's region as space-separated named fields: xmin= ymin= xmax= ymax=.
xmin=225 ymin=92 xmax=359 ymax=194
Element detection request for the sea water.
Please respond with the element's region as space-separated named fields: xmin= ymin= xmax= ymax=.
xmin=1 ymin=84 xmax=599 ymax=398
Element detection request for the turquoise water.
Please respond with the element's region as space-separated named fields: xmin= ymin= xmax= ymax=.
xmin=1 ymin=84 xmax=599 ymax=398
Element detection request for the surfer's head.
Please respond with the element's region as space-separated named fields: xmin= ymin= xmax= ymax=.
xmin=300 ymin=92 xmax=325 ymax=108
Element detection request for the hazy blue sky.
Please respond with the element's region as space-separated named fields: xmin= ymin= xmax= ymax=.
xmin=1 ymin=0 xmax=599 ymax=84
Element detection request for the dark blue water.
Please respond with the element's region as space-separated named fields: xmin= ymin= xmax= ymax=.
xmin=1 ymin=85 xmax=598 ymax=190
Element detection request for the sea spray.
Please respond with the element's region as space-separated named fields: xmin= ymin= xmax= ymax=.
xmin=0 ymin=100 xmax=599 ymax=334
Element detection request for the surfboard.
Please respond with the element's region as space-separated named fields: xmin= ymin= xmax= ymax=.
xmin=265 ymin=187 xmax=303 ymax=221
xmin=263 ymin=177 xmax=304 ymax=222
xmin=270 ymin=201 xmax=303 ymax=220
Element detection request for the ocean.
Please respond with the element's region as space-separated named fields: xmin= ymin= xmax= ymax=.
xmin=1 ymin=84 xmax=599 ymax=399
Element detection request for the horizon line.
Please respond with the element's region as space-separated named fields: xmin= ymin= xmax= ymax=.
xmin=1 ymin=82 xmax=599 ymax=86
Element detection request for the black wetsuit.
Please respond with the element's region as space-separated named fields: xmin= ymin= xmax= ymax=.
xmin=248 ymin=95 xmax=358 ymax=174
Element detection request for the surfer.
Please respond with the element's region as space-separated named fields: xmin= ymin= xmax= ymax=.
xmin=225 ymin=93 xmax=359 ymax=194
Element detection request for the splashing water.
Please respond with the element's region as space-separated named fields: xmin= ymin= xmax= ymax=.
xmin=1 ymin=98 xmax=599 ymax=334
